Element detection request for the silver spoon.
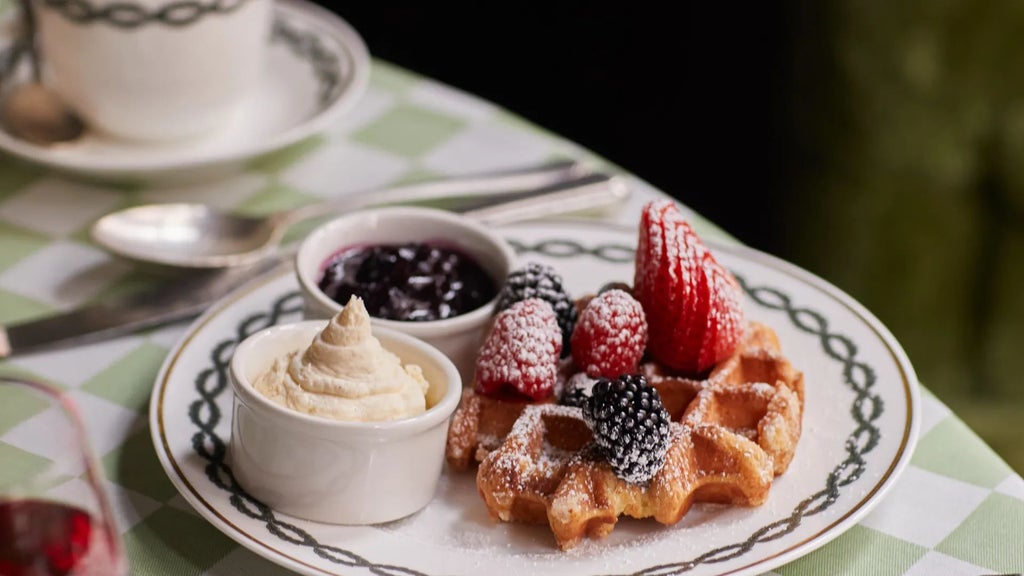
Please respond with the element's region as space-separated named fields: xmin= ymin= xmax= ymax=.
xmin=91 ymin=162 xmax=628 ymax=269
xmin=1 ymin=0 xmax=84 ymax=145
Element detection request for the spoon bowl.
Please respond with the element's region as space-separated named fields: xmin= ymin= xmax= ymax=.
xmin=91 ymin=203 xmax=287 ymax=269
xmin=2 ymin=82 xmax=84 ymax=145
xmin=1 ymin=0 xmax=85 ymax=146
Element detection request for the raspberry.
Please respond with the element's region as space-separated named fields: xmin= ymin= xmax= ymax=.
xmin=559 ymin=372 xmax=597 ymax=408
xmin=496 ymin=262 xmax=576 ymax=357
xmin=570 ymin=289 xmax=648 ymax=379
xmin=474 ymin=298 xmax=562 ymax=401
xmin=583 ymin=374 xmax=671 ymax=484
xmin=633 ymin=200 xmax=744 ymax=374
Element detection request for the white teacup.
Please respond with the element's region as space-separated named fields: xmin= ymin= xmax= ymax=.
xmin=32 ymin=0 xmax=273 ymax=142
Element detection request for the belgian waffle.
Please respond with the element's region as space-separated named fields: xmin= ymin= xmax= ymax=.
xmin=644 ymin=321 xmax=804 ymax=475
xmin=445 ymin=322 xmax=803 ymax=473
xmin=476 ymin=404 xmax=775 ymax=550
xmin=456 ymin=321 xmax=804 ymax=549
xmin=445 ymin=361 xmax=571 ymax=471
xmin=446 ymin=391 xmax=539 ymax=471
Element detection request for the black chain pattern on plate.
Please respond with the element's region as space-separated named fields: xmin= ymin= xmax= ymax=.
xmin=270 ymin=16 xmax=341 ymax=106
xmin=39 ymin=0 xmax=250 ymax=29
xmin=186 ymin=241 xmax=885 ymax=576
xmin=508 ymin=238 xmax=635 ymax=263
xmin=613 ymin=272 xmax=884 ymax=575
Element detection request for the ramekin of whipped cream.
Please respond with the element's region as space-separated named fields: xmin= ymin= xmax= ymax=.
xmin=228 ymin=296 xmax=462 ymax=525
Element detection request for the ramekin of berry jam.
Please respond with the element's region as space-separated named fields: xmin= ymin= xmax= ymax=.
xmin=296 ymin=207 xmax=516 ymax=381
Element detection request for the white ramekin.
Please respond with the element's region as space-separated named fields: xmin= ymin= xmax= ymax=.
xmin=228 ymin=320 xmax=462 ymax=524
xmin=295 ymin=206 xmax=516 ymax=382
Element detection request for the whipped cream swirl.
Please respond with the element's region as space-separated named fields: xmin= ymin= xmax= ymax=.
xmin=254 ymin=297 xmax=429 ymax=421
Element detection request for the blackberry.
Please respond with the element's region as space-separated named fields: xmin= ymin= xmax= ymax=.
xmin=497 ymin=262 xmax=577 ymax=356
xmin=559 ymin=373 xmax=596 ymax=408
xmin=583 ymin=374 xmax=671 ymax=484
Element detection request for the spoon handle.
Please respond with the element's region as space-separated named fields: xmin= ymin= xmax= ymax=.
xmin=279 ymin=160 xmax=588 ymax=226
xmin=0 ymin=172 xmax=631 ymax=354
xmin=459 ymin=172 xmax=629 ymax=225
xmin=18 ymin=0 xmax=39 ymax=83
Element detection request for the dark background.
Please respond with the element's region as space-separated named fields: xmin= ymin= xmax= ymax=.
xmin=315 ymin=4 xmax=1024 ymax=473
xmin=320 ymin=3 xmax=793 ymax=256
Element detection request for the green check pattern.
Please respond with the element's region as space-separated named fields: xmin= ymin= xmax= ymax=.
xmin=0 ymin=57 xmax=1019 ymax=576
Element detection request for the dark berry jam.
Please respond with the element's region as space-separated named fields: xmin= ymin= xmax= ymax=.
xmin=317 ymin=242 xmax=498 ymax=322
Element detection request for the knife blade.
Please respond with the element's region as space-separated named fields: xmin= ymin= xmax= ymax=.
xmin=0 ymin=255 xmax=291 ymax=357
xmin=0 ymin=172 xmax=629 ymax=357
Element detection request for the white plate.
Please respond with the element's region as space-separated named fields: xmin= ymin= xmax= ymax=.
xmin=149 ymin=220 xmax=920 ymax=576
xmin=0 ymin=0 xmax=369 ymax=183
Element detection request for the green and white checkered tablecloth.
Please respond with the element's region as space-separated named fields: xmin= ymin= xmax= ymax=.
xmin=0 ymin=61 xmax=1020 ymax=575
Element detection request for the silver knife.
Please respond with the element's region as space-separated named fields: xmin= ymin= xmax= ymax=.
xmin=0 ymin=172 xmax=628 ymax=357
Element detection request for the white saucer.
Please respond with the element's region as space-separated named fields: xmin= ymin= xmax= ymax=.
xmin=0 ymin=0 xmax=369 ymax=183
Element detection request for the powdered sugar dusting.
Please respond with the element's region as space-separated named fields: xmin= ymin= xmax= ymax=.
xmin=475 ymin=384 xmax=779 ymax=550
xmin=475 ymin=299 xmax=562 ymax=399
xmin=635 ymin=199 xmax=746 ymax=374
xmin=442 ymin=207 xmax=804 ymax=553
xmin=564 ymin=372 xmax=597 ymax=395
xmin=700 ymin=257 xmax=745 ymax=365
xmin=482 ymin=404 xmax=592 ymax=497
xmin=571 ymin=289 xmax=648 ymax=378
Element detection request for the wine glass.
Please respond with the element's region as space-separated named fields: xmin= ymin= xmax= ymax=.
xmin=0 ymin=376 xmax=127 ymax=576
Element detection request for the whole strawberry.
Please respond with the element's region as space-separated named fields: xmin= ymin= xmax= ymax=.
xmin=633 ymin=200 xmax=744 ymax=374
xmin=474 ymin=298 xmax=562 ymax=401
xmin=570 ymin=289 xmax=648 ymax=379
